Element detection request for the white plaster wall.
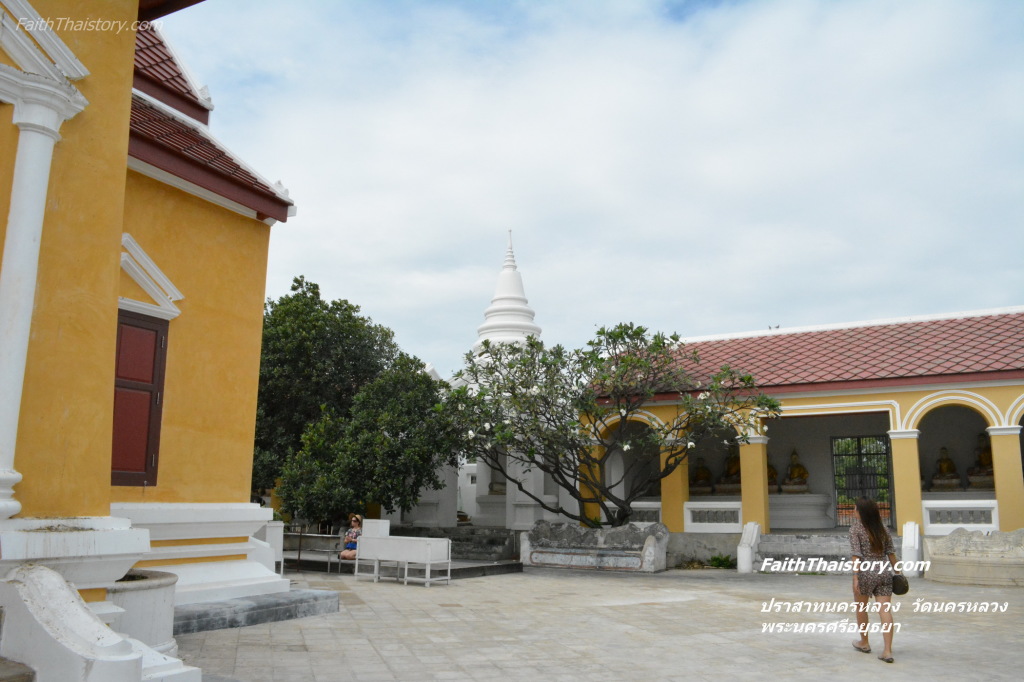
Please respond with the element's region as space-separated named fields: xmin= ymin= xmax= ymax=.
xmin=458 ymin=463 xmax=478 ymax=518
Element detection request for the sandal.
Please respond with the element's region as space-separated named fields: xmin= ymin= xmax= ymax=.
xmin=878 ymin=655 xmax=894 ymax=663
xmin=852 ymin=642 xmax=871 ymax=654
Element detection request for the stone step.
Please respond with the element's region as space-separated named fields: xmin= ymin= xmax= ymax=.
xmin=173 ymin=589 xmax=339 ymax=636
xmin=0 ymin=658 xmax=34 ymax=682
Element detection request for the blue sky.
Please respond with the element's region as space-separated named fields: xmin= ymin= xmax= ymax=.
xmin=162 ymin=0 xmax=1024 ymax=377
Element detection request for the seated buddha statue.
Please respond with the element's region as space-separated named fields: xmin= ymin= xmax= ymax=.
xmin=969 ymin=433 xmax=994 ymax=476
xmin=721 ymin=452 xmax=741 ymax=484
xmin=783 ymin=450 xmax=808 ymax=486
xmin=691 ymin=457 xmax=713 ymax=487
xmin=931 ymin=447 xmax=961 ymax=489
xmin=767 ymin=461 xmax=779 ymax=491
xmin=968 ymin=432 xmax=995 ymax=489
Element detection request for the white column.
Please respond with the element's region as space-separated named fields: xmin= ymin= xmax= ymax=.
xmin=0 ymin=77 xmax=87 ymax=519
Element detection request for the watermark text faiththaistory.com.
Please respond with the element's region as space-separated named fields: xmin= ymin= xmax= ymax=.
xmin=15 ymin=16 xmax=162 ymax=34
xmin=760 ymin=557 xmax=930 ymax=574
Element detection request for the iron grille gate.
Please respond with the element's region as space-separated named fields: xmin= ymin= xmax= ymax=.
xmin=831 ymin=435 xmax=894 ymax=527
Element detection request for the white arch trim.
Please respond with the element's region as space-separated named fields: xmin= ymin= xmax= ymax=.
xmin=1004 ymin=394 xmax=1024 ymax=427
xmin=903 ymin=391 xmax=1002 ymax=430
xmin=597 ymin=409 xmax=666 ymax=436
xmin=779 ymin=400 xmax=900 ymax=428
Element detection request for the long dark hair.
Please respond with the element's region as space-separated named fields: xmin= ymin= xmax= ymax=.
xmin=856 ymin=497 xmax=887 ymax=554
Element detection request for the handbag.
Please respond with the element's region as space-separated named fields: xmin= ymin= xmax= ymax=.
xmin=891 ymin=573 xmax=909 ymax=595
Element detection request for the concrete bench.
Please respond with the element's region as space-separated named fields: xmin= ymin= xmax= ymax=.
xmin=355 ymin=536 xmax=451 ymax=587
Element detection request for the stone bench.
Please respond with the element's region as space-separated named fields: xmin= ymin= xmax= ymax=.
xmin=354 ymin=536 xmax=451 ymax=587
xmin=520 ymin=521 xmax=669 ymax=573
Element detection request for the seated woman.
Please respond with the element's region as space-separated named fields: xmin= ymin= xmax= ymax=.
xmin=339 ymin=514 xmax=362 ymax=560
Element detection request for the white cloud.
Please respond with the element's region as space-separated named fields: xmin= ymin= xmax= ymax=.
xmin=162 ymin=0 xmax=1024 ymax=377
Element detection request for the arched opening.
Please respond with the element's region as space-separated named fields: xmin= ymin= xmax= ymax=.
xmin=687 ymin=426 xmax=738 ymax=497
xmin=918 ymin=404 xmax=992 ymax=494
xmin=603 ymin=421 xmax=661 ymax=502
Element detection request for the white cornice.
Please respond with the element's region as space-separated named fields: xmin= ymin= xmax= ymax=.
xmin=118 ymin=237 xmax=183 ymax=320
xmin=0 ymin=1 xmax=89 ymax=80
xmin=0 ymin=64 xmax=87 ymax=134
xmin=682 ymin=305 xmax=1024 ymax=344
xmin=122 ymin=234 xmax=183 ymax=302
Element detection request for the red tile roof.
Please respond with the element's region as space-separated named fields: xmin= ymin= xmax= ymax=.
xmin=677 ymin=312 xmax=1024 ymax=392
xmin=129 ymin=94 xmax=292 ymax=222
xmin=134 ymin=26 xmax=211 ymax=124
xmin=135 ymin=27 xmax=199 ymax=102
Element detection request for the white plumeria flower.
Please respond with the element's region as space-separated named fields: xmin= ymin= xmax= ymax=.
xmin=484 ymin=422 xmax=491 ymax=430
xmin=529 ymin=386 xmax=540 ymax=395
xmin=620 ymin=408 xmax=627 ymax=417
xmin=467 ymin=430 xmax=475 ymax=438
xmin=698 ymin=392 xmax=709 ymax=400
xmin=687 ymin=441 xmax=695 ymax=449
xmin=622 ymin=443 xmax=631 ymax=451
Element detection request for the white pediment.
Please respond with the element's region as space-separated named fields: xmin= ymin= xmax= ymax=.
xmin=0 ymin=0 xmax=89 ymax=81
xmin=119 ymin=233 xmax=183 ymax=320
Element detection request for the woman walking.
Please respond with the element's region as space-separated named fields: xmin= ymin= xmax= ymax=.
xmin=849 ymin=497 xmax=900 ymax=663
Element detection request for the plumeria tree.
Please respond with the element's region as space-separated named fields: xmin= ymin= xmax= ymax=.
xmin=447 ymin=323 xmax=781 ymax=527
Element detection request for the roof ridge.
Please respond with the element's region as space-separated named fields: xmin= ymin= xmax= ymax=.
xmin=681 ymin=306 xmax=1024 ymax=344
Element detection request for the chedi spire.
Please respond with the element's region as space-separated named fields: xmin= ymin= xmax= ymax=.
xmin=475 ymin=231 xmax=541 ymax=351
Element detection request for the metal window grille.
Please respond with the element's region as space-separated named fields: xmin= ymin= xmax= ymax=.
xmin=831 ymin=435 xmax=894 ymax=528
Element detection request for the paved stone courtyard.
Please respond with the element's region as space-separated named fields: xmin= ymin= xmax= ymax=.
xmin=180 ymin=568 xmax=1024 ymax=681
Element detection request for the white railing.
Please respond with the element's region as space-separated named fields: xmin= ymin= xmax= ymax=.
xmin=684 ymin=500 xmax=742 ymax=533
xmin=921 ymin=499 xmax=999 ymax=535
xmin=632 ymin=501 xmax=662 ymax=523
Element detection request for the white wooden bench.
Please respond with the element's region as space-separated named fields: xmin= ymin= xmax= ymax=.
xmin=354 ymin=536 xmax=451 ymax=587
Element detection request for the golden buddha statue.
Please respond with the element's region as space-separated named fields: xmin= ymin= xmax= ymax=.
xmin=970 ymin=433 xmax=993 ymax=475
xmin=935 ymin=447 xmax=959 ymax=479
xmin=721 ymin=451 xmax=741 ymax=483
xmin=783 ymin=450 xmax=809 ymax=485
xmin=691 ymin=457 xmax=713 ymax=487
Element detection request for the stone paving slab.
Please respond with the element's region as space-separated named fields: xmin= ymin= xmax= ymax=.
xmin=176 ymin=567 xmax=1024 ymax=681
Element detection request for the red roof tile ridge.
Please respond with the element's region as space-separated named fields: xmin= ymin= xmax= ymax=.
xmin=135 ymin=24 xmax=213 ymax=111
xmin=681 ymin=306 xmax=1024 ymax=345
xmin=131 ymin=89 xmax=293 ymax=206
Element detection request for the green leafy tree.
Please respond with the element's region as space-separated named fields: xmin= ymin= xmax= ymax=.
xmin=253 ymin=276 xmax=399 ymax=491
xmin=448 ymin=323 xmax=781 ymax=527
xmin=276 ymin=354 xmax=462 ymax=524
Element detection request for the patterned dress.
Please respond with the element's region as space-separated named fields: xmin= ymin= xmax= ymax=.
xmin=849 ymin=518 xmax=895 ymax=597
xmin=343 ymin=527 xmax=361 ymax=550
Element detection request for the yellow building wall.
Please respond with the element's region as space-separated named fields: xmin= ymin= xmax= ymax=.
xmin=111 ymin=171 xmax=270 ymax=504
xmin=641 ymin=383 xmax=1024 ymax=533
xmin=8 ymin=0 xmax=139 ymax=517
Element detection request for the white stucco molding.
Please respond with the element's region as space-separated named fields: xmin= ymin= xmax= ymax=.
xmin=987 ymin=425 xmax=1022 ymax=437
xmin=744 ymin=435 xmax=769 ymax=446
xmin=903 ymin=390 xmax=1002 ymax=431
xmin=887 ymin=429 xmax=920 ymax=440
xmin=119 ymin=234 xmax=183 ymax=320
xmin=1004 ymin=394 xmax=1024 ymax=428
xmin=780 ymin=400 xmax=901 ymax=429
xmin=0 ymin=0 xmax=90 ymax=80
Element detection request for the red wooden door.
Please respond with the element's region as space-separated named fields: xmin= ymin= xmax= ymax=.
xmin=112 ymin=311 xmax=168 ymax=486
